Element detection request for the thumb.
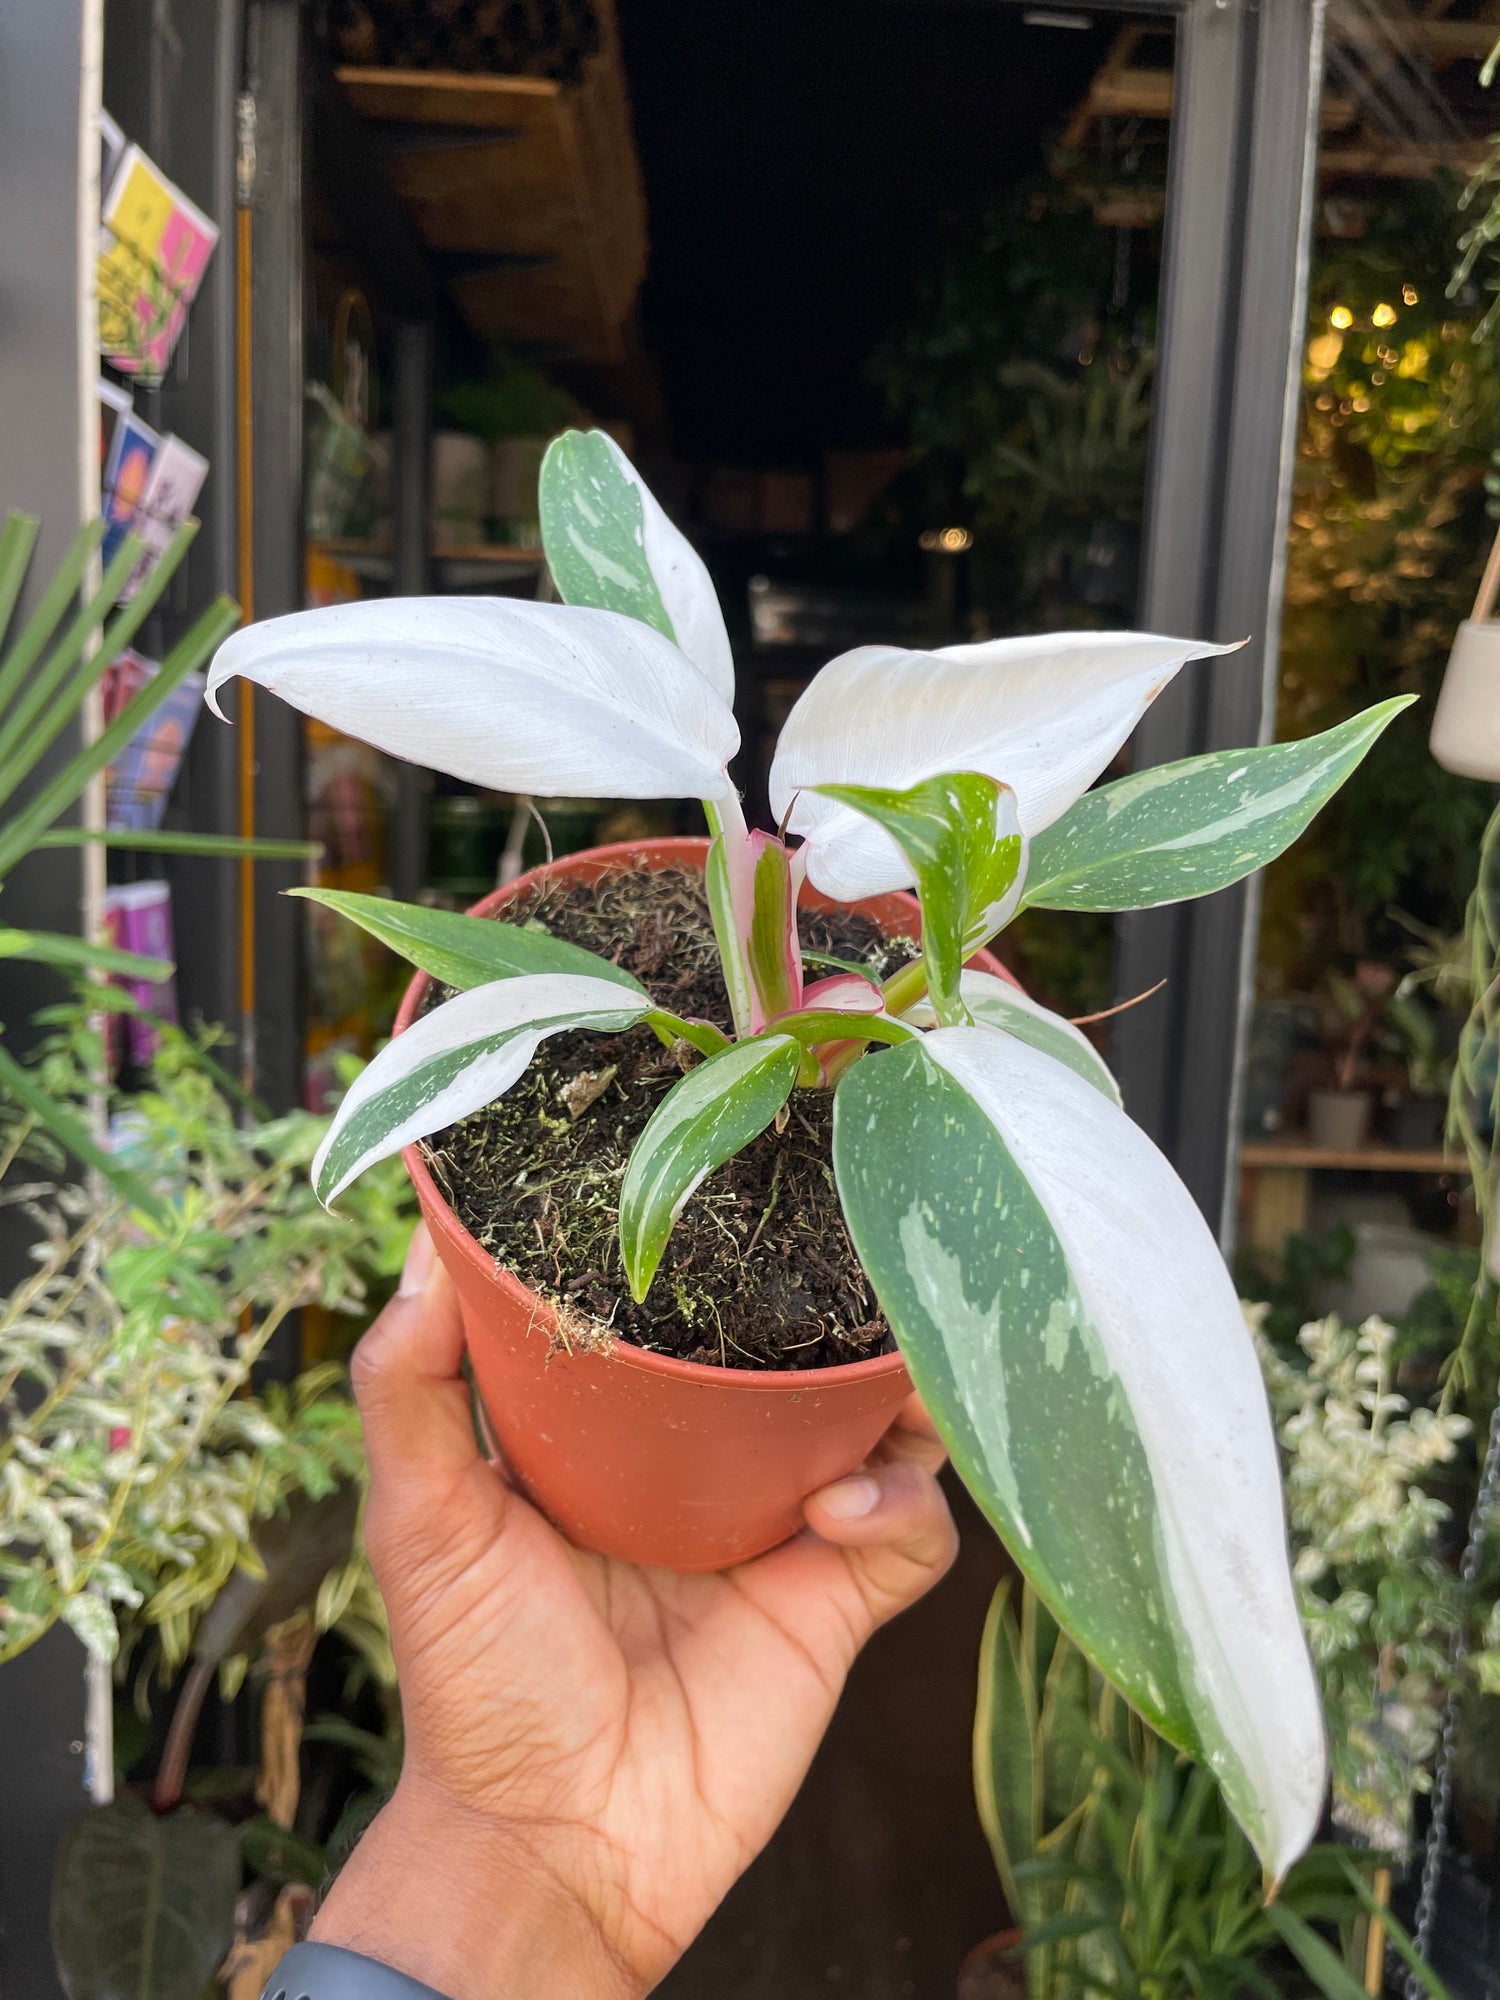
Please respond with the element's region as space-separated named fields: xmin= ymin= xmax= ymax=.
xmin=351 ymin=1224 xmax=504 ymax=1559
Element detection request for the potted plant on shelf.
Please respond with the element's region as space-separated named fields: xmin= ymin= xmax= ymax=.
xmin=209 ymin=427 xmax=1412 ymax=1879
xmin=1386 ymin=986 xmax=1455 ymax=1152
xmin=1307 ymin=962 xmax=1397 ymax=1152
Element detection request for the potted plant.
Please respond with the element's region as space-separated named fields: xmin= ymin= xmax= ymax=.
xmin=1386 ymin=987 xmax=1454 ymax=1151
xmin=966 ymin=1575 xmax=1443 ymax=2000
xmin=1307 ymin=963 xmax=1397 ymax=1151
xmin=209 ymin=427 xmax=1412 ymax=1878
xmin=437 ymin=347 xmax=579 ymax=545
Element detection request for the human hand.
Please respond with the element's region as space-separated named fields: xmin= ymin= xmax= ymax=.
xmin=310 ymin=1224 xmax=957 ymax=2000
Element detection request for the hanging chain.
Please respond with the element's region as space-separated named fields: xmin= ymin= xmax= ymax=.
xmin=1406 ymin=1383 xmax=1500 ymax=1989
xmin=1406 ymin=793 xmax=1500 ymax=1990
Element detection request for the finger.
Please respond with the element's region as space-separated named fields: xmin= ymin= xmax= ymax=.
xmin=351 ymin=1227 xmax=489 ymax=1520
xmin=797 ymin=1458 xmax=958 ymax=1634
xmin=871 ymin=1390 xmax=948 ymax=1473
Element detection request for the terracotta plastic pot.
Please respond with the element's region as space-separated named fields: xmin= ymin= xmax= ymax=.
xmin=398 ymin=835 xmax=1011 ymax=1571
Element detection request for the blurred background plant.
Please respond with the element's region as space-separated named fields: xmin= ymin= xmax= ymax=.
xmin=0 ymin=994 xmax=415 ymax=1997
xmin=964 ymin=1575 xmax=1443 ymax=2000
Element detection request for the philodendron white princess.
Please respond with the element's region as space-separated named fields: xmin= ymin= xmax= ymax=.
xmin=208 ymin=428 xmax=1413 ymax=1881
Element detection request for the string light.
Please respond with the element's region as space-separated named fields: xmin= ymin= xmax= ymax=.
xmin=1373 ymin=302 xmax=1398 ymax=328
xmin=919 ymin=527 xmax=973 ymax=553
xmin=1403 ymin=284 xmax=1419 ymax=306
xmin=1330 ymin=305 xmax=1354 ymax=330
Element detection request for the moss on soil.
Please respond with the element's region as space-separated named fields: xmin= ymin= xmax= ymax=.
xmin=422 ymin=865 xmax=918 ymax=1371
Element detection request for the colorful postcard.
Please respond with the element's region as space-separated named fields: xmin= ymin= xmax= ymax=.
xmin=101 ymin=647 xmax=156 ymax=727
xmin=120 ymin=433 xmax=209 ymax=599
xmin=107 ymin=669 xmax=206 ymax=831
xmin=101 ymin=407 xmax=160 ymax=568
xmin=98 ymin=110 xmax=125 ymax=205
xmin=99 ymin=143 xmax=219 ymax=380
xmin=97 ymin=376 xmax=132 ymax=484
xmin=104 ymin=880 xmax=179 ymax=1070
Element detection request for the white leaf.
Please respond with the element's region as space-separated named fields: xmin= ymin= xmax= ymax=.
xmin=770 ymin=632 xmax=1241 ymax=900
xmin=313 ymin=974 xmax=649 ymax=1205
xmin=903 ymin=971 xmax=1121 ymax=1105
xmin=921 ymin=1025 xmax=1326 ymax=1878
xmin=207 ymin=596 xmax=739 ymax=804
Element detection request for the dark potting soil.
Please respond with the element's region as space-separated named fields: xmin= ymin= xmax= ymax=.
xmin=422 ymin=865 xmax=918 ymax=1371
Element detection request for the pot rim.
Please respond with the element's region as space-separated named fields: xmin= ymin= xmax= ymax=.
xmin=396 ymin=833 xmax=986 ymax=1392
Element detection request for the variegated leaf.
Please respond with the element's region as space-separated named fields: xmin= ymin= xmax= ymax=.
xmin=1024 ymin=696 xmax=1414 ymax=911
xmin=313 ymin=974 xmax=648 ymax=1205
xmin=290 ymin=888 xmax=645 ymax=994
xmin=832 ymin=1026 xmax=1325 ymax=1879
xmin=903 ymin=970 xmax=1120 ymax=1104
xmin=207 ymin=596 xmax=738 ymax=805
xmin=771 ymin=631 xmax=1240 ymax=901
xmin=619 ymin=1035 xmax=801 ymax=1300
xmin=540 ymin=428 xmax=734 ymax=702
xmin=811 ymin=772 xmax=1025 ymax=1024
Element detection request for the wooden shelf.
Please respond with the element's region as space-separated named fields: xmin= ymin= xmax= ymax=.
xmin=310 ymin=537 xmax=544 ymax=588
xmin=1239 ymin=1139 xmax=1465 ymax=1174
xmin=337 ymin=33 xmax=647 ymax=361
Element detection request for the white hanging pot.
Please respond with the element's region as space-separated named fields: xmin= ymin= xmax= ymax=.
xmin=1432 ymin=527 xmax=1500 ymax=780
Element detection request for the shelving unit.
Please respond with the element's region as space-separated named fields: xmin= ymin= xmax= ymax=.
xmin=308 ymin=536 xmax=544 ymax=588
xmin=1239 ymin=1136 xmax=1470 ymax=1257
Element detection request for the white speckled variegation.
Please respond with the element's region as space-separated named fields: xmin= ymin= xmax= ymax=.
xmin=832 ymin=1024 xmax=1326 ymax=1880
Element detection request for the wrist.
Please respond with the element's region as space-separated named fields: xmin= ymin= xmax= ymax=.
xmin=310 ymin=1780 xmax=644 ymax=2000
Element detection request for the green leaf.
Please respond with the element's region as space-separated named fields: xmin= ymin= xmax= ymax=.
xmin=0 ymin=1040 xmax=171 ymax=1227
xmin=813 ymin=772 xmax=1025 ymax=1025
xmin=0 ymin=593 xmax=240 ymax=879
xmin=1024 ymin=697 xmax=1414 ymax=912
xmin=974 ymin=1579 xmax=1040 ymax=1926
xmin=746 ymin=837 xmax=800 ymax=1020
xmin=762 ymin=1007 xmax=921 ymax=1050
xmin=0 ymin=511 xmax=40 ymax=650
xmin=1261 ymin=1903 xmax=1371 ymax=2000
xmin=52 ymin=1796 xmax=241 ymax=2000
xmin=38 ymin=825 xmax=319 ymax=860
xmin=314 ymin=973 xmax=649 ymax=1205
xmin=541 ymin=428 xmax=675 ymax=640
xmin=0 ymin=926 xmax=174 ymax=983
xmin=1333 ymin=1857 xmax=1454 ymax=2000
xmin=290 ymin=886 xmax=646 ymax=994
xmin=619 ymin=1033 xmax=800 ymax=1300
xmin=0 ymin=518 xmax=101 ymax=720
xmin=538 ymin=428 xmax=734 ymax=700
xmin=903 ymin=970 xmax=1121 ymax=1105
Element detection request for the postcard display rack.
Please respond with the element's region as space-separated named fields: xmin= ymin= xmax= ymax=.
xmin=93 ymin=111 xmax=217 ymax=1079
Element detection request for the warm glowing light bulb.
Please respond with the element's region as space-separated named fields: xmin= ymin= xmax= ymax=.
xmin=1402 ymin=284 xmax=1418 ymax=306
xmin=1329 ymin=305 xmax=1354 ymax=330
xmin=940 ymin=526 xmax=973 ymax=553
xmin=1372 ymin=302 xmax=1397 ymax=328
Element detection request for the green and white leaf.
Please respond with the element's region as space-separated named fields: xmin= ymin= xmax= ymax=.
xmin=903 ymin=970 xmax=1120 ymax=1104
xmin=313 ymin=973 xmax=649 ymax=1205
xmin=290 ymin=887 xmax=645 ymax=995
xmin=813 ymin=771 xmax=1026 ymax=1025
xmin=831 ymin=1025 xmax=1325 ymax=1879
xmin=619 ymin=1034 xmax=800 ymax=1300
xmin=1025 ymin=695 xmax=1414 ymax=912
xmin=540 ymin=428 xmax=734 ymax=701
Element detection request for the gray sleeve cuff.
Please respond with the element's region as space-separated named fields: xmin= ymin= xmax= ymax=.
xmin=260 ymin=1941 xmax=456 ymax=2000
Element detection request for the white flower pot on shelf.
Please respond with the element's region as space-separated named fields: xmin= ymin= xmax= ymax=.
xmin=1432 ymin=526 xmax=1500 ymax=781
xmin=431 ymin=432 xmax=489 ymax=547
xmin=1306 ymin=1088 xmax=1372 ymax=1152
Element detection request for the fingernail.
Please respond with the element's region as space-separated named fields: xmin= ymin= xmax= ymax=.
xmin=398 ymin=1224 xmax=436 ymax=1296
xmin=814 ymin=1475 xmax=881 ymax=1520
